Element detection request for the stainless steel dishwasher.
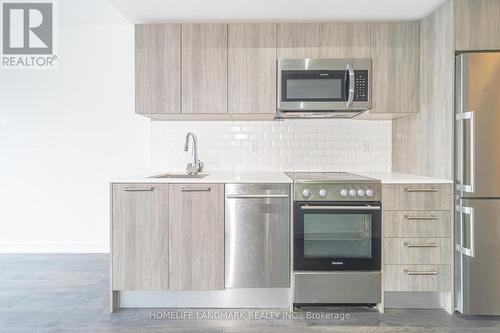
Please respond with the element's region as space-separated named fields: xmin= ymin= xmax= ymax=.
xmin=225 ymin=183 xmax=290 ymax=288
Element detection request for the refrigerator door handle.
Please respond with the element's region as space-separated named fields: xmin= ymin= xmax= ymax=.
xmin=456 ymin=111 xmax=475 ymax=193
xmin=456 ymin=204 xmax=475 ymax=257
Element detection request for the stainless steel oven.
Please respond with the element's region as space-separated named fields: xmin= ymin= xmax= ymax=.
xmin=277 ymin=58 xmax=371 ymax=118
xmin=294 ymin=201 xmax=381 ymax=271
xmin=285 ymin=172 xmax=382 ymax=305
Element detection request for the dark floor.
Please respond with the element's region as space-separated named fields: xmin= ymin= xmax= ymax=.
xmin=0 ymin=254 xmax=499 ymax=333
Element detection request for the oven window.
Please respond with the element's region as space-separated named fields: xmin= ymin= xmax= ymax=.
xmin=286 ymin=79 xmax=342 ymax=99
xmin=303 ymin=213 xmax=372 ymax=258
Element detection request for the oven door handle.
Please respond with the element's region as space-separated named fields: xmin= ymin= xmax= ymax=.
xmin=300 ymin=205 xmax=380 ymax=211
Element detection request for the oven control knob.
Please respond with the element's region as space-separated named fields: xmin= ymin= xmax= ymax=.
xmin=340 ymin=189 xmax=348 ymax=197
xmin=319 ymin=189 xmax=327 ymax=197
xmin=366 ymin=189 xmax=374 ymax=197
xmin=349 ymin=189 xmax=357 ymax=197
xmin=357 ymin=189 xmax=365 ymax=197
xmin=302 ymin=189 xmax=311 ymax=197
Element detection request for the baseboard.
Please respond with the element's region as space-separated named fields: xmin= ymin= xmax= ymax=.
xmin=0 ymin=242 xmax=109 ymax=253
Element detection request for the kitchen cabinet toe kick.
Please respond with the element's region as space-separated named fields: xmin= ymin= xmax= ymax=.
xmin=114 ymin=288 xmax=290 ymax=309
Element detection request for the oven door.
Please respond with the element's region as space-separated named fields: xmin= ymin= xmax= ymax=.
xmin=294 ymin=202 xmax=381 ymax=271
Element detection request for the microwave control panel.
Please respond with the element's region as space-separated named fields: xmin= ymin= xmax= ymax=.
xmin=354 ymin=70 xmax=369 ymax=101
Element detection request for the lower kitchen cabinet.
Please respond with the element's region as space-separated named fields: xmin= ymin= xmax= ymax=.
xmin=384 ymin=264 xmax=451 ymax=292
xmin=382 ymin=184 xmax=452 ymax=211
xmin=383 ymin=211 xmax=451 ymax=238
xmin=111 ymin=182 xmax=225 ymax=292
xmin=168 ymin=184 xmax=225 ymax=290
xmin=111 ymin=184 xmax=169 ymax=290
xmin=382 ymin=183 xmax=453 ymax=298
xmin=384 ymin=238 xmax=451 ymax=265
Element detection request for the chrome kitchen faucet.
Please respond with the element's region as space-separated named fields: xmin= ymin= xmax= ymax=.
xmin=184 ymin=132 xmax=203 ymax=175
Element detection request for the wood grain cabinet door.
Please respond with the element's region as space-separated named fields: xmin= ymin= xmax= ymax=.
xmin=112 ymin=184 xmax=169 ymax=290
xmin=168 ymin=184 xmax=225 ymax=290
xmin=228 ymin=23 xmax=277 ymax=115
xmin=454 ymin=0 xmax=500 ymax=51
xmin=135 ymin=24 xmax=181 ymax=115
xmin=370 ymin=22 xmax=420 ymax=115
xmin=181 ymin=24 xmax=228 ymax=114
xmin=277 ymin=23 xmax=370 ymax=59
xmin=382 ymin=184 xmax=452 ymax=211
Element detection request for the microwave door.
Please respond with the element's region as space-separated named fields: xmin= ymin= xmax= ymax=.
xmin=277 ymin=58 xmax=371 ymax=112
xmin=279 ymin=69 xmax=349 ymax=111
xmin=283 ymin=71 xmax=347 ymax=100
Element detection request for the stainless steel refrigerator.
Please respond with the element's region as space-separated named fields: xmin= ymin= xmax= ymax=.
xmin=454 ymin=52 xmax=500 ymax=315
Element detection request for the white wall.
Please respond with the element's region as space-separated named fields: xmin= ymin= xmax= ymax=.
xmin=152 ymin=119 xmax=391 ymax=172
xmin=0 ymin=2 xmax=393 ymax=253
xmin=0 ymin=25 xmax=150 ymax=252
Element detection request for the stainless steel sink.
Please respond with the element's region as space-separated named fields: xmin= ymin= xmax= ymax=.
xmin=148 ymin=172 xmax=210 ymax=179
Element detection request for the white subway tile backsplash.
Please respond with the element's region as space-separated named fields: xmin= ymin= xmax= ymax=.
xmin=151 ymin=119 xmax=391 ymax=172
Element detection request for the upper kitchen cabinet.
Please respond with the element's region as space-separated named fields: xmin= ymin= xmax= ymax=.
xmin=277 ymin=23 xmax=370 ymax=59
xmin=454 ymin=0 xmax=500 ymax=51
xmin=135 ymin=24 xmax=181 ymax=116
xmin=181 ymin=24 xmax=228 ymax=115
xmin=168 ymin=184 xmax=225 ymax=290
xmin=359 ymin=22 xmax=420 ymax=119
xmin=228 ymin=24 xmax=277 ymax=117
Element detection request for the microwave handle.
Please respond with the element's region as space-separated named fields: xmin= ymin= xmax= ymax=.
xmin=346 ymin=64 xmax=355 ymax=109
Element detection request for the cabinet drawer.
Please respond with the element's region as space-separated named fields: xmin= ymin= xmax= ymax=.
xmin=383 ymin=184 xmax=451 ymax=211
xmin=383 ymin=211 xmax=451 ymax=238
xmin=384 ymin=264 xmax=451 ymax=291
xmin=384 ymin=238 xmax=451 ymax=264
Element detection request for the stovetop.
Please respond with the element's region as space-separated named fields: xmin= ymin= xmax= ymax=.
xmin=285 ymin=172 xmax=379 ymax=183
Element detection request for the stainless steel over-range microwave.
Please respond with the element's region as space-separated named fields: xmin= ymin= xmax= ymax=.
xmin=277 ymin=58 xmax=372 ymax=118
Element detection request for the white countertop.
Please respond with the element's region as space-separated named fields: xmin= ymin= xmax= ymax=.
xmin=356 ymin=171 xmax=453 ymax=184
xmin=110 ymin=171 xmax=293 ymax=184
xmin=111 ymin=170 xmax=452 ymax=184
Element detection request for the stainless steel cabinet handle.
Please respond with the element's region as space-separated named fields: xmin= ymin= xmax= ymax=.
xmin=226 ymin=194 xmax=289 ymax=199
xmin=404 ymin=215 xmax=438 ymax=220
xmin=180 ymin=187 xmax=211 ymax=192
xmin=301 ymin=205 xmax=380 ymax=211
xmin=346 ymin=63 xmax=355 ymax=108
xmin=404 ymin=242 xmax=438 ymax=248
xmin=404 ymin=188 xmax=438 ymax=192
xmin=404 ymin=269 xmax=438 ymax=276
xmin=124 ymin=186 xmax=154 ymax=192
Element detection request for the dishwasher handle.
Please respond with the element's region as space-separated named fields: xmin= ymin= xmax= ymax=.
xmin=226 ymin=194 xmax=289 ymax=199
